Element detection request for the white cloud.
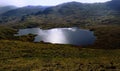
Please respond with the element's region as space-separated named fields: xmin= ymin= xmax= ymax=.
xmin=0 ymin=0 xmax=111 ymax=7
xmin=0 ymin=0 xmax=26 ymax=7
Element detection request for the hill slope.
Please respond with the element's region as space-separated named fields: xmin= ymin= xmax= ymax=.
xmin=0 ymin=6 xmax=17 ymax=14
xmin=0 ymin=0 xmax=120 ymax=28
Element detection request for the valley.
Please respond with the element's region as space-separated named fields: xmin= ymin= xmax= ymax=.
xmin=0 ymin=0 xmax=120 ymax=70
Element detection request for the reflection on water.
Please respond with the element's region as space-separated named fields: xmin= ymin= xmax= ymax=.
xmin=15 ymin=27 xmax=95 ymax=46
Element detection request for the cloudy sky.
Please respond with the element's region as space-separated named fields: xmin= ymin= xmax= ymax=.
xmin=0 ymin=0 xmax=111 ymax=7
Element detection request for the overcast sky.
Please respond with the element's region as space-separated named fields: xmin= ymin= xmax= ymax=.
xmin=0 ymin=0 xmax=111 ymax=7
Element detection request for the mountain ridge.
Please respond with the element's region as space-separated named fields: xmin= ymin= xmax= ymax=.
xmin=0 ymin=0 xmax=120 ymax=28
xmin=0 ymin=5 xmax=17 ymax=14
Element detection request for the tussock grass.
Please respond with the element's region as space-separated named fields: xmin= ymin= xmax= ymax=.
xmin=0 ymin=40 xmax=120 ymax=71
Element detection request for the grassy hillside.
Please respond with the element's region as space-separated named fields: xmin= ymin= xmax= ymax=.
xmin=0 ymin=1 xmax=120 ymax=26
xmin=0 ymin=25 xmax=120 ymax=70
xmin=86 ymin=25 xmax=120 ymax=49
xmin=0 ymin=6 xmax=17 ymax=14
xmin=0 ymin=40 xmax=120 ymax=71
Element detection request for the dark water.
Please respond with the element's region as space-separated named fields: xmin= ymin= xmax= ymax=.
xmin=15 ymin=27 xmax=95 ymax=46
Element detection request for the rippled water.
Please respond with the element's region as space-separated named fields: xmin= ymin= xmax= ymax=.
xmin=15 ymin=27 xmax=95 ymax=46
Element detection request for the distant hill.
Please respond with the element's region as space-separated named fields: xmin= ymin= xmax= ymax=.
xmin=107 ymin=0 xmax=120 ymax=11
xmin=0 ymin=6 xmax=17 ymax=14
xmin=0 ymin=6 xmax=50 ymax=26
xmin=0 ymin=6 xmax=49 ymax=18
xmin=0 ymin=0 xmax=120 ymax=28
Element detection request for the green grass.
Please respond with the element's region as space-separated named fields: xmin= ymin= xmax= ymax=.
xmin=0 ymin=40 xmax=120 ymax=71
